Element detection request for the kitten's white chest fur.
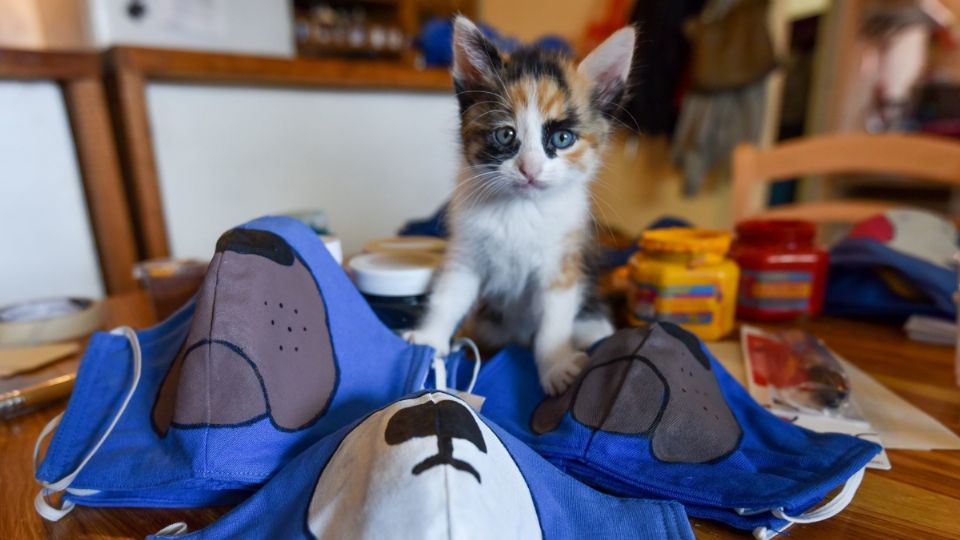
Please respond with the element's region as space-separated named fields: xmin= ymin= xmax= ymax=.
xmin=453 ymin=184 xmax=588 ymax=302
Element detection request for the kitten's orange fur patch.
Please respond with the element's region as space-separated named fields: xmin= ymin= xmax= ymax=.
xmin=551 ymin=250 xmax=584 ymax=290
xmin=508 ymin=83 xmax=529 ymax=110
xmin=550 ymin=230 xmax=585 ymax=290
xmin=536 ymin=79 xmax=566 ymax=118
xmin=564 ymin=145 xmax=589 ymax=168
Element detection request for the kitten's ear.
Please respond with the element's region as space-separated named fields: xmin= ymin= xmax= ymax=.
xmin=452 ymin=16 xmax=502 ymax=88
xmin=578 ymin=26 xmax=636 ymax=114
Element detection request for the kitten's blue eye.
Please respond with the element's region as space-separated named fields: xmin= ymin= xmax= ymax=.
xmin=493 ymin=126 xmax=516 ymax=146
xmin=550 ymin=129 xmax=576 ymax=149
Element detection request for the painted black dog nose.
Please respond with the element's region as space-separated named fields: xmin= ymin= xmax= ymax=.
xmin=385 ymin=399 xmax=487 ymax=482
xmin=216 ymin=228 xmax=295 ymax=265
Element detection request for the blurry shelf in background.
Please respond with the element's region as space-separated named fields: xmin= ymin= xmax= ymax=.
xmin=0 ymin=49 xmax=99 ymax=79
xmin=109 ymin=46 xmax=452 ymax=91
xmin=294 ymin=0 xmax=407 ymax=61
xmin=293 ymin=0 xmax=476 ymax=64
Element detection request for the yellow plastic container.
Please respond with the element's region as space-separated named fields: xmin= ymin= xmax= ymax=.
xmin=627 ymin=228 xmax=739 ymax=340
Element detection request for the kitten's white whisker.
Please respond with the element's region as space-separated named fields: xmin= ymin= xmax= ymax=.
xmin=462 ymin=109 xmax=513 ymax=130
xmin=584 ymin=195 xmax=619 ymax=244
xmin=589 ymin=181 xmax=627 ymax=227
xmin=461 ymin=99 xmax=511 ymax=116
xmin=459 ymin=100 xmax=510 ymax=119
xmin=455 ymin=172 xmax=501 ymax=211
xmin=457 ymin=89 xmax=510 ymax=103
xmin=589 ymin=197 xmax=618 ymax=228
xmin=457 ymin=90 xmax=512 ymax=112
xmin=459 ymin=171 xmax=501 ymax=184
xmin=603 ymin=101 xmax=641 ymax=133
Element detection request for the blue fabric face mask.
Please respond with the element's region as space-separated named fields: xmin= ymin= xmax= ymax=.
xmin=34 ymin=217 xmax=436 ymax=517
xmin=473 ymin=322 xmax=881 ymax=539
xmin=150 ymin=392 xmax=695 ymax=540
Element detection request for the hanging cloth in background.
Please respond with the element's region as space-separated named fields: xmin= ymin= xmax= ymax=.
xmin=861 ymin=1 xmax=943 ymax=132
xmin=671 ymin=0 xmax=777 ymax=196
xmin=620 ymin=0 xmax=707 ymax=135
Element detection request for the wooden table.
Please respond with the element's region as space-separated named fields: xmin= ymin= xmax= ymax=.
xmin=2 ymin=292 xmax=959 ymax=539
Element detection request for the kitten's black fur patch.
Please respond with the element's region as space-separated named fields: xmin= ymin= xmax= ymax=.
xmin=503 ymin=47 xmax=571 ymax=95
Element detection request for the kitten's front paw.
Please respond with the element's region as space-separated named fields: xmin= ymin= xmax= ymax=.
xmin=537 ymin=348 xmax=589 ymax=396
xmin=403 ymin=328 xmax=451 ymax=357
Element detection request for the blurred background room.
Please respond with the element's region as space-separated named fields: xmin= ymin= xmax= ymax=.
xmin=2 ymin=0 xmax=959 ymax=306
xmin=3 ymin=3 xmax=960 ymax=538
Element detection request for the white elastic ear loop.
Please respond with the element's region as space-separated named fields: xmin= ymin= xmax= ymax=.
xmin=772 ymin=466 xmax=866 ymax=524
xmin=431 ymin=353 xmax=448 ymax=391
xmin=33 ymin=326 xmax=143 ymax=521
xmin=746 ymin=465 xmax=867 ymax=539
xmin=451 ymin=337 xmax=481 ymax=393
xmin=752 ymin=522 xmax=793 ymax=540
xmin=155 ymin=522 xmax=189 ymax=536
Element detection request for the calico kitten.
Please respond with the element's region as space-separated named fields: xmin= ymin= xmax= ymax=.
xmin=407 ymin=17 xmax=636 ymax=395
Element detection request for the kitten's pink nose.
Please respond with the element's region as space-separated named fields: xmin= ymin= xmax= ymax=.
xmin=518 ymin=160 xmax=543 ymax=184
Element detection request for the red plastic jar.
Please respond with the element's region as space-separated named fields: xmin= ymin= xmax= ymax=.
xmin=731 ymin=220 xmax=828 ymax=321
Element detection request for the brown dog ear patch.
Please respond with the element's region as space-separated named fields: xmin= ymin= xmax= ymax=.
xmin=585 ymin=325 xmax=651 ymax=367
xmin=572 ymin=358 xmax=666 ymax=435
xmin=530 ymin=387 xmax=576 ymax=435
xmin=638 ymin=323 xmax=741 ymax=463
xmin=530 ymin=328 xmax=650 ymax=435
xmin=152 ymin=229 xmax=339 ymax=435
xmin=529 ymin=324 xmax=742 ymax=464
xmin=530 ymin=328 xmax=652 ymax=435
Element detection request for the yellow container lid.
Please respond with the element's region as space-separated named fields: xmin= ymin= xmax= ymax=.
xmin=639 ymin=228 xmax=732 ymax=255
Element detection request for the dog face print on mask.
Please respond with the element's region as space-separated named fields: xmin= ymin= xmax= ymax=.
xmin=473 ymin=322 xmax=880 ymax=536
xmin=531 ymin=322 xmax=742 ymax=463
xmin=306 ymin=393 xmax=542 ymax=539
xmin=150 ymin=392 xmax=694 ymax=540
xmin=152 ymin=228 xmax=339 ymax=434
xmin=34 ymin=217 xmax=437 ymax=515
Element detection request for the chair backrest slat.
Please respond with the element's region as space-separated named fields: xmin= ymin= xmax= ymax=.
xmin=732 ymin=134 xmax=960 ymax=223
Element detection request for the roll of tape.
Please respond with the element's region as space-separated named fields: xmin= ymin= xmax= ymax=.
xmin=363 ymin=236 xmax=447 ymax=255
xmin=0 ymin=298 xmax=104 ymax=347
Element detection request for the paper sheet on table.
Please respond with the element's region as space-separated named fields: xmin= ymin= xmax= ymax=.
xmin=840 ymin=359 xmax=960 ymax=450
xmin=707 ymin=341 xmax=960 ymax=451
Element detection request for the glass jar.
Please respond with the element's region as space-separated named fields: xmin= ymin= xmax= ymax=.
xmin=731 ymin=220 xmax=828 ymax=322
xmin=627 ymin=228 xmax=739 ymax=340
xmin=348 ymin=251 xmax=441 ymax=332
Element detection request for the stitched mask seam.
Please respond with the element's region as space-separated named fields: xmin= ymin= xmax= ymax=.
xmin=202 ymin=253 xmax=225 ymax=477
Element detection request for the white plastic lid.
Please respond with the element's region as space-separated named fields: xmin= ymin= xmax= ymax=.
xmin=348 ymin=252 xmax=441 ymax=297
xmin=363 ymin=236 xmax=447 ymax=255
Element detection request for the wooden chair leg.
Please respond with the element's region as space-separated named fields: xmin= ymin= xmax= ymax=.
xmin=61 ymin=76 xmax=139 ymax=294
xmin=110 ymin=68 xmax=170 ymax=260
xmin=732 ymin=144 xmax=760 ymax=223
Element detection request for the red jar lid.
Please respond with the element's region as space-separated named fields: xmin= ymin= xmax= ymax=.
xmin=735 ymin=219 xmax=816 ymax=244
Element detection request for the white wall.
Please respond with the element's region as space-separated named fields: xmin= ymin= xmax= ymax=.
xmin=147 ymin=84 xmax=460 ymax=258
xmin=0 ymin=81 xmax=104 ymax=305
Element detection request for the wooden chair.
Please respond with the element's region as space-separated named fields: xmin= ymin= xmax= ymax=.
xmin=0 ymin=48 xmax=139 ymax=294
xmin=732 ymin=133 xmax=960 ymax=223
